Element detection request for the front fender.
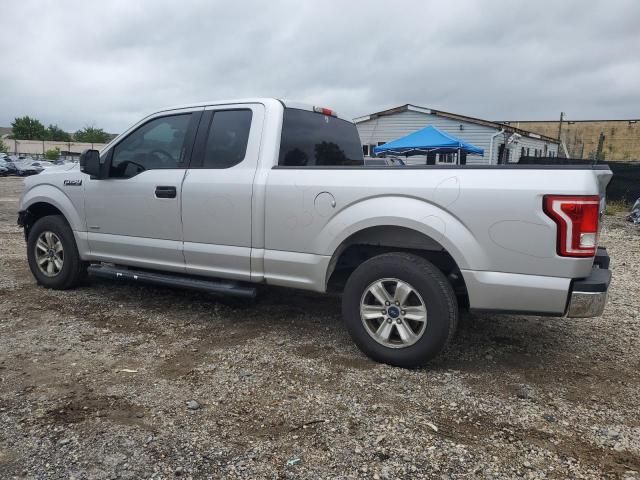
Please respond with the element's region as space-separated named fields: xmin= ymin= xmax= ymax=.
xmin=317 ymin=195 xmax=488 ymax=271
xmin=20 ymin=183 xmax=85 ymax=232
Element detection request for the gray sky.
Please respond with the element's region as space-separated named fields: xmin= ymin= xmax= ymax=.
xmin=1 ymin=0 xmax=639 ymax=133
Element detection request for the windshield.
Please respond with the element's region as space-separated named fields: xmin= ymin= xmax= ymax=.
xmin=278 ymin=108 xmax=364 ymax=167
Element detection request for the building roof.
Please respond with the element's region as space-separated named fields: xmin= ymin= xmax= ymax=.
xmin=353 ymin=104 xmax=560 ymax=144
xmin=501 ymin=118 xmax=640 ymax=124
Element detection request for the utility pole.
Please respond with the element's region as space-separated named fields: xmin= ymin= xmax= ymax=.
xmin=557 ymin=111 xmax=565 ymax=141
xmin=596 ymin=132 xmax=605 ymax=161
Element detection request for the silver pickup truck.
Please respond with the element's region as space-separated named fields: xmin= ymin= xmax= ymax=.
xmin=18 ymin=98 xmax=612 ymax=367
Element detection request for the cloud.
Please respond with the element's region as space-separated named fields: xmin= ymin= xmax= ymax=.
xmin=1 ymin=0 xmax=638 ymax=132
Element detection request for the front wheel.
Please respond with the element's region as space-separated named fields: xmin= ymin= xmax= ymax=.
xmin=342 ymin=252 xmax=458 ymax=368
xmin=26 ymin=215 xmax=87 ymax=290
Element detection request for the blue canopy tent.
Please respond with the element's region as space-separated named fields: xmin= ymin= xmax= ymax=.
xmin=373 ymin=125 xmax=483 ymax=164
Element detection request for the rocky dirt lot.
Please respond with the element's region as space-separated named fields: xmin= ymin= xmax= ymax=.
xmin=0 ymin=175 xmax=639 ymax=479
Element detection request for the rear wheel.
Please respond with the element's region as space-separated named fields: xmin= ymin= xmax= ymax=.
xmin=342 ymin=252 xmax=458 ymax=367
xmin=26 ymin=215 xmax=87 ymax=290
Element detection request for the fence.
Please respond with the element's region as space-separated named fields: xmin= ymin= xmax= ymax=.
xmin=607 ymin=162 xmax=640 ymax=203
xmin=1 ymin=138 xmax=107 ymax=157
xmin=519 ymin=156 xmax=640 ymax=202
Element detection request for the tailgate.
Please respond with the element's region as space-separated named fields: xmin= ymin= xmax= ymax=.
xmin=594 ymin=167 xmax=613 ymax=209
xmin=595 ymin=167 xmax=613 ymax=195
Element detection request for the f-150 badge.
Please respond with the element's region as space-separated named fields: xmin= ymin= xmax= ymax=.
xmin=63 ymin=179 xmax=82 ymax=186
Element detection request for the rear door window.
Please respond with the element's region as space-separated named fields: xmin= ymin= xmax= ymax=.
xmin=278 ymin=108 xmax=364 ymax=167
xmin=201 ymin=110 xmax=253 ymax=169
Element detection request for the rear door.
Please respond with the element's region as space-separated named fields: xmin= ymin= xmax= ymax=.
xmin=181 ymin=103 xmax=264 ymax=280
xmin=84 ymin=109 xmax=202 ymax=272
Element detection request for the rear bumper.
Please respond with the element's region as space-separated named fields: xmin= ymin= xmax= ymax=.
xmin=565 ymin=247 xmax=611 ymax=318
xmin=462 ymin=247 xmax=611 ymax=317
xmin=462 ymin=270 xmax=572 ymax=315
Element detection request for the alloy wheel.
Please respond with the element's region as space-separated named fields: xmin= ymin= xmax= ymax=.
xmin=360 ymin=278 xmax=428 ymax=348
xmin=35 ymin=231 xmax=64 ymax=277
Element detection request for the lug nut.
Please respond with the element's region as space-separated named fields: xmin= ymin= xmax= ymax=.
xmin=387 ymin=318 xmax=392 ymax=323
xmin=385 ymin=301 xmax=390 ymax=306
xmin=396 ymin=318 xmax=402 ymax=324
xmin=395 ymin=301 xmax=400 ymax=306
xmin=381 ymin=309 xmax=387 ymax=314
xmin=401 ymin=310 xmax=406 ymax=315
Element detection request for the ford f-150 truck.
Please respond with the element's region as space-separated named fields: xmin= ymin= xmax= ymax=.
xmin=17 ymin=98 xmax=613 ymax=367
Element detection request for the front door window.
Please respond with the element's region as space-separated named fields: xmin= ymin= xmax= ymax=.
xmin=109 ymin=114 xmax=191 ymax=178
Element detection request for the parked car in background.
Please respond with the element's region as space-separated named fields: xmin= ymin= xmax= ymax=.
xmin=0 ymin=165 xmax=7 ymax=176
xmin=13 ymin=160 xmax=42 ymax=176
xmin=0 ymin=158 xmax=17 ymax=175
xmin=31 ymin=161 xmax=54 ymax=170
xmin=48 ymin=158 xmax=79 ymax=166
xmin=364 ymin=156 xmax=406 ymax=167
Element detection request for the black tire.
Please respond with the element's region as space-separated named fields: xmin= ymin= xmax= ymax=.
xmin=26 ymin=215 xmax=87 ymax=290
xmin=342 ymin=252 xmax=458 ymax=368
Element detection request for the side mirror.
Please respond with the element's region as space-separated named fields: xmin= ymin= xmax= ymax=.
xmin=79 ymin=149 xmax=101 ymax=178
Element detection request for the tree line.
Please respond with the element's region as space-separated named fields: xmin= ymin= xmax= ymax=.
xmin=8 ymin=116 xmax=112 ymax=144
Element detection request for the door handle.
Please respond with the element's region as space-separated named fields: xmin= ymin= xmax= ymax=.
xmin=155 ymin=186 xmax=177 ymax=198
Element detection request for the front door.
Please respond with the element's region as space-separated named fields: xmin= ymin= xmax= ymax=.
xmin=84 ymin=109 xmax=201 ymax=272
xmin=181 ymin=104 xmax=264 ymax=280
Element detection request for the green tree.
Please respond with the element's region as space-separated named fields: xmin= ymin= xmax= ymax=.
xmin=44 ymin=147 xmax=61 ymax=160
xmin=45 ymin=124 xmax=72 ymax=142
xmin=0 ymin=139 xmax=8 ymax=153
xmin=74 ymin=125 xmax=110 ymax=144
xmin=11 ymin=116 xmax=46 ymax=140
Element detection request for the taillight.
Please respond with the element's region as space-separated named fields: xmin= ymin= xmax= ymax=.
xmin=543 ymin=195 xmax=600 ymax=257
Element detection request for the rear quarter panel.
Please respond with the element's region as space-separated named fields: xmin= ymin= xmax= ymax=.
xmin=264 ymin=167 xmax=606 ymax=281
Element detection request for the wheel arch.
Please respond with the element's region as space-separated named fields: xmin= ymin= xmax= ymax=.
xmin=20 ymin=185 xmax=84 ymax=239
xmin=316 ymin=196 xmax=485 ymax=269
xmin=319 ymin=196 xmax=486 ymax=296
xmin=325 ymin=224 xmax=468 ymax=302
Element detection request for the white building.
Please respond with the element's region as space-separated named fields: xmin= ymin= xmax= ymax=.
xmin=354 ymin=104 xmax=560 ymax=165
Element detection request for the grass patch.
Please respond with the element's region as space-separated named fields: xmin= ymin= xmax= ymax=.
xmin=605 ymin=199 xmax=631 ymax=216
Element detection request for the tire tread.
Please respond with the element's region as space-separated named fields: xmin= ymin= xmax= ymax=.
xmin=342 ymin=252 xmax=458 ymax=367
xmin=26 ymin=215 xmax=87 ymax=290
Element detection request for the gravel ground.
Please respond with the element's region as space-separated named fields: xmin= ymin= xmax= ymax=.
xmin=0 ymin=175 xmax=639 ymax=479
